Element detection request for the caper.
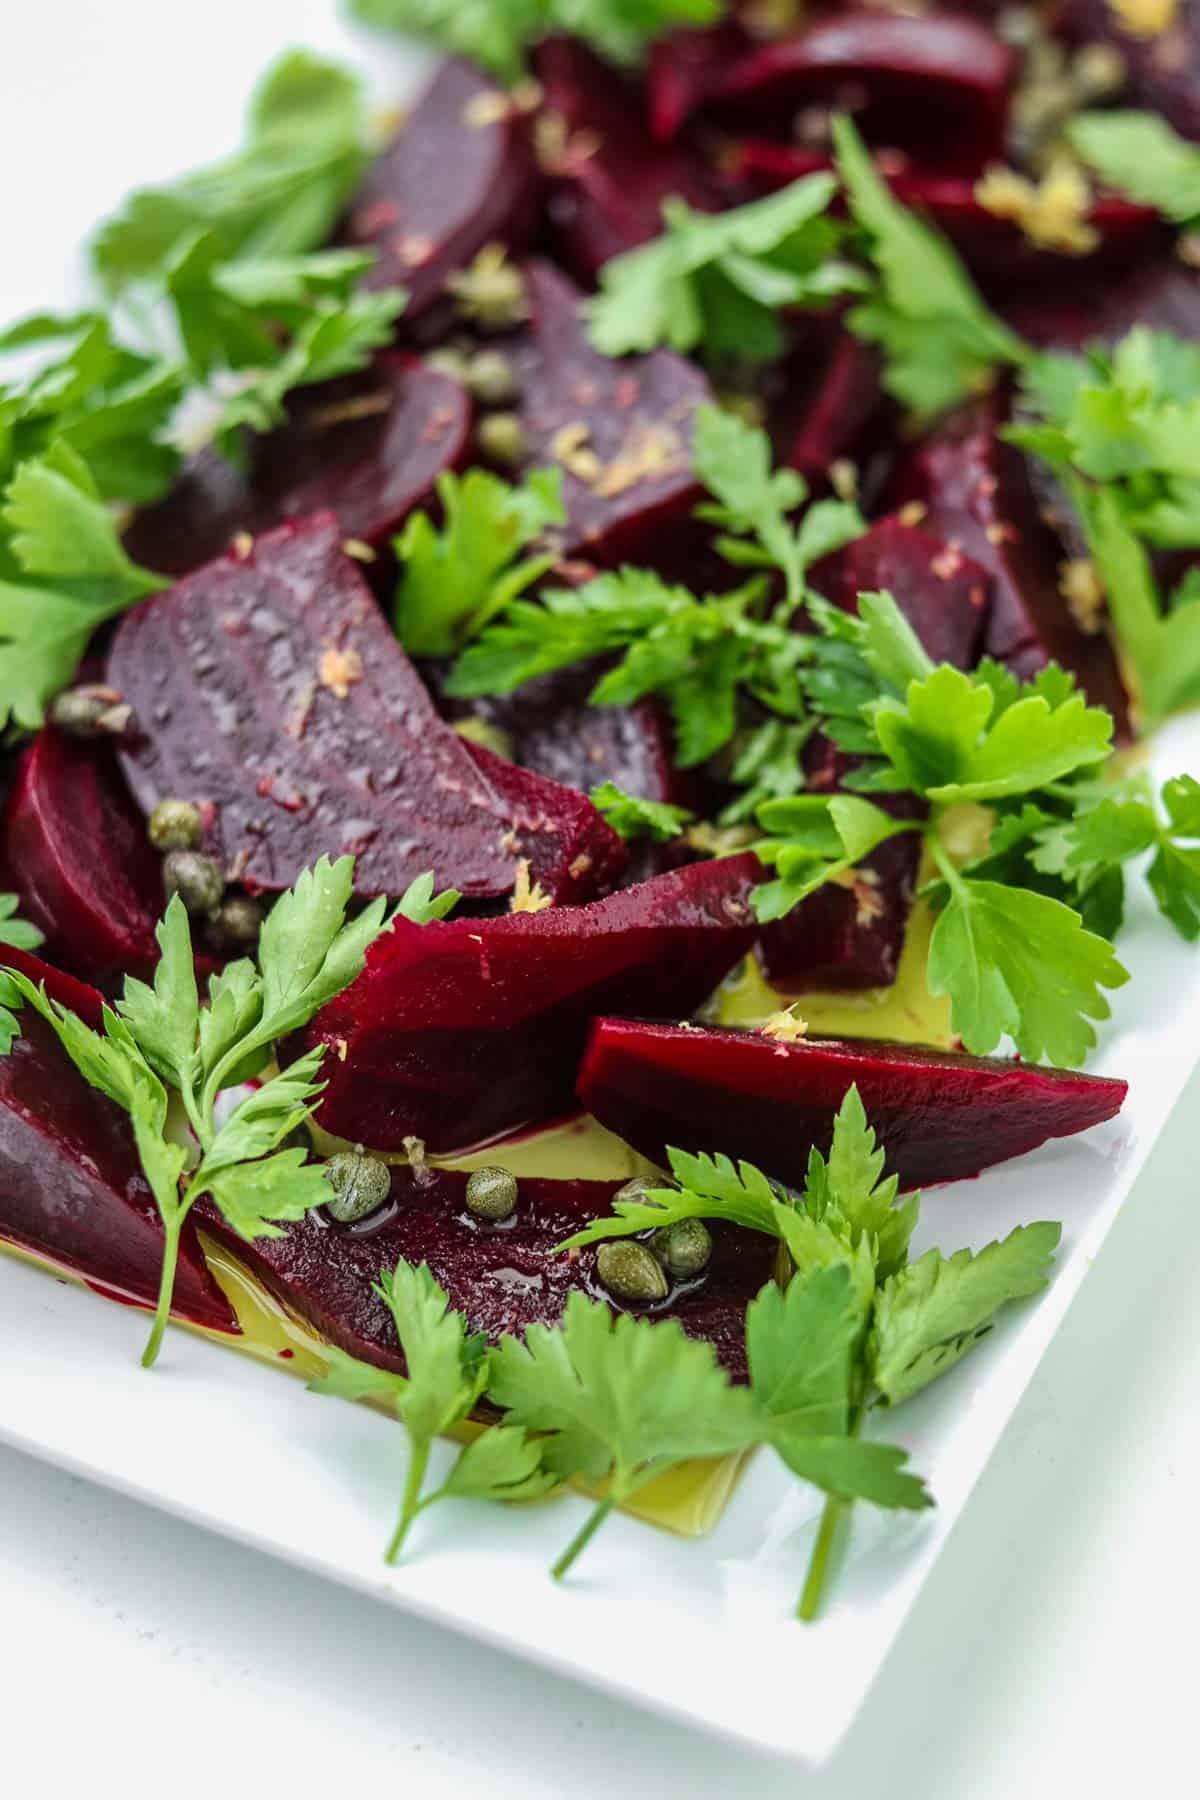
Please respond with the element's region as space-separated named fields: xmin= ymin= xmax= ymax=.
xmin=425 ymin=347 xmax=471 ymax=384
xmin=448 ymin=245 xmax=528 ymax=332
xmin=465 ymin=1164 xmax=519 ymax=1222
xmin=209 ymin=893 xmax=265 ymax=949
xmin=325 ymin=1151 xmax=392 ymax=1224
xmin=649 ymin=1218 xmax=712 ymax=1280
xmin=596 ymin=1240 xmax=669 ymax=1305
xmin=613 ymin=1175 xmax=670 ymax=1209
xmin=49 ymin=683 xmax=132 ymax=739
xmin=162 ymin=849 xmax=225 ymax=916
xmin=475 ymin=411 xmax=528 ymax=469
xmin=147 ymin=797 xmax=203 ymax=852
xmin=465 ymin=349 xmax=519 ymax=408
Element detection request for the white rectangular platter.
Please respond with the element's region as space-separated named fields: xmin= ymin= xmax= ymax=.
xmin=4 ymin=0 xmax=1200 ymax=1767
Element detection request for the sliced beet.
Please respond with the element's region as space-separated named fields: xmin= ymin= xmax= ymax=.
xmin=1056 ymin=0 xmax=1200 ymax=141
xmin=1007 ymin=256 xmax=1200 ymax=351
xmin=123 ymin=355 xmax=471 ymax=579
xmin=344 ymin=58 xmax=540 ymax=326
xmin=646 ymin=23 xmax=753 ymax=142
xmin=200 ymin=1168 xmax=773 ymax=1381
xmin=533 ymin=37 xmax=721 ymax=281
xmin=0 ymin=949 xmax=236 ymax=1331
xmin=672 ymin=13 xmax=1016 ymax=171
xmin=774 ymin=321 xmax=891 ymax=486
xmin=577 ymin=1017 xmax=1128 ymax=1191
xmin=498 ymin=260 xmax=713 ymax=565
xmin=1 ymin=729 xmax=163 ymax=988
xmin=287 ymin=853 xmax=761 ymax=1153
xmin=888 ymin=393 xmax=1128 ymax=717
xmin=809 ymin=513 xmax=993 ymax=667
xmin=108 ymin=513 xmax=625 ymax=904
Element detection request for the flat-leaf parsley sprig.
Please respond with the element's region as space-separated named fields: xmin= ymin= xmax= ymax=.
xmin=0 ymin=856 xmax=457 ymax=1367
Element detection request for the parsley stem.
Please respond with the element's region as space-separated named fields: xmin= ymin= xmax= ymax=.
xmin=141 ymin=1212 xmax=183 ymax=1370
xmin=385 ymin=1435 xmax=432 ymax=1565
xmin=928 ymin=831 xmax=966 ymax=896
xmin=797 ymin=1494 xmax=844 ymax=1622
xmin=551 ymin=1494 xmax=616 ymax=1581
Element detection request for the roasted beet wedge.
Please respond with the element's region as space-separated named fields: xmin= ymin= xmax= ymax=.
xmin=1008 ymin=257 xmax=1200 ymax=351
xmin=1056 ymin=0 xmax=1200 ymax=140
xmin=497 ymin=260 xmax=712 ymax=564
xmin=889 ymin=394 xmax=1128 ymax=718
xmin=344 ymin=58 xmax=539 ymax=325
xmin=201 ymin=1168 xmax=774 ymax=1381
xmin=533 ymin=37 xmax=721 ymax=280
xmin=0 ymin=950 xmax=235 ymax=1331
xmin=577 ymin=1018 xmax=1128 ymax=1191
xmin=773 ymin=321 xmax=891 ymax=486
xmin=108 ymin=514 xmax=625 ymax=904
xmin=123 ymin=356 xmax=470 ymax=580
xmin=2 ymin=729 xmax=163 ymax=987
xmin=810 ymin=513 xmax=992 ymax=667
xmin=669 ymin=12 xmax=1016 ymax=171
xmin=288 ymin=853 xmax=761 ymax=1152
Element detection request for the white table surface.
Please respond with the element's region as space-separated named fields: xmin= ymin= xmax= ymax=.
xmin=4 ymin=4 xmax=1200 ymax=1793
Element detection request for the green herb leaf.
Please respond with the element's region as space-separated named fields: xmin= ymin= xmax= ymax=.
xmin=589 ymin=781 xmax=695 ymax=842
xmin=833 ymin=115 xmax=1028 ymax=421
xmin=393 ymin=467 xmax=565 ymax=657
xmin=1068 ymin=110 xmax=1200 ymax=226
xmin=394 ymin=870 xmax=461 ymax=925
xmin=0 ymin=894 xmax=44 ymax=951
xmin=870 ymin=1223 xmax=1062 ymax=1405
xmin=588 ymin=178 xmax=862 ymax=365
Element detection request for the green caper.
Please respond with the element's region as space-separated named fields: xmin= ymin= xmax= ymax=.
xmin=49 ymin=684 xmax=131 ymax=739
xmin=465 ymin=349 xmax=519 ymax=408
xmin=475 ymin=411 xmax=528 ymax=469
xmin=147 ymin=798 xmax=203 ymax=852
xmin=324 ymin=1151 xmax=392 ymax=1224
xmin=425 ymin=347 xmax=472 ymax=384
xmin=596 ymin=1240 xmax=669 ymax=1305
xmin=162 ymin=849 xmax=225 ymax=916
xmin=613 ymin=1175 xmax=670 ymax=1209
xmin=649 ymin=1218 xmax=712 ymax=1280
xmin=448 ymin=245 xmax=528 ymax=332
xmin=465 ymin=1165 xmax=519 ymax=1222
xmin=209 ymin=893 xmax=265 ymax=949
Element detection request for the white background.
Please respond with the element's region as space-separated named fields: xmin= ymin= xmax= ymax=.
xmin=4 ymin=4 xmax=1200 ymax=1794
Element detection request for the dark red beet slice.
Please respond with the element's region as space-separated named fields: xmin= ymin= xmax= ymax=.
xmin=533 ymin=37 xmax=721 ymax=281
xmin=1056 ymin=0 xmax=1200 ymax=141
xmin=888 ymin=393 xmax=1128 ymax=716
xmin=287 ymin=853 xmax=761 ymax=1153
xmin=775 ymin=321 xmax=891 ymax=485
xmin=499 ymin=260 xmax=713 ymax=565
xmin=1 ymin=729 xmax=163 ymax=987
xmin=809 ymin=513 xmax=993 ymax=667
xmin=123 ymin=355 xmax=471 ymax=580
xmin=670 ymin=13 xmax=1016 ymax=171
xmin=344 ymin=58 xmax=540 ymax=326
xmin=577 ymin=1017 xmax=1128 ymax=1191
xmin=1007 ymin=257 xmax=1200 ymax=351
xmin=0 ymin=950 xmax=235 ymax=1331
xmin=201 ymin=1168 xmax=774 ymax=1381
xmin=108 ymin=513 xmax=625 ymax=904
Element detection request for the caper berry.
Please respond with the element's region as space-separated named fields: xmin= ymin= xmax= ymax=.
xmin=49 ymin=684 xmax=132 ymax=739
xmin=475 ymin=411 xmax=528 ymax=469
xmin=613 ymin=1175 xmax=670 ymax=1209
xmin=209 ymin=893 xmax=265 ymax=949
xmin=465 ymin=349 xmax=519 ymax=408
xmin=448 ymin=246 xmax=528 ymax=332
xmin=147 ymin=797 xmax=203 ymax=852
xmin=162 ymin=849 xmax=225 ymax=916
xmin=649 ymin=1218 xmax=712 ymax=1280
xmin=465 ymin=1165 xmax=519 ymax=1222
xmin=425 ymin=347 xmax=471 ymax=384
xmin=596 ymin=1240 xmax=669 ymax=1305
xmin=325 ymin=1151 xmax=392 ymax=1224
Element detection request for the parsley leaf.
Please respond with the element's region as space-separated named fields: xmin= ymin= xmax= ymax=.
xmin=833 ymin=115 xmax=1029 ymax=421
xmin=589 ymin=781 xmax=695 ymax=842
xmin=0 ymin=854 xmax=411 ymax=1367
xmin=312 ymin=1260 xmax=555 ymax=1562
xmin=489 ymin=1290 xmax=756 ymax=1577
xmin=1068 ymin=110 xmax=1200 ymax=228
xmin=393 ymin=467 xmax=565 ymax=657
xmin=0 ymin=441 xmax=166 ymax=731
xmin=588 ymin=177 xmax=863 ymax=365
xmin=91 ymin=50 xmax=371 ymax=292
xmin=753 ymin=792 xmax=917 ymax=923
xmin=0 ymin=894 xmax=44 ymax=953
xmin=348 ymin=0 xmax=723 ymax=85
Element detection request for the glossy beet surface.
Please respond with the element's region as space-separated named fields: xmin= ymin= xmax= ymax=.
xmin=2 ymin=729 xmax=163 ymax=987
xmin=500 ymin=261 xmax=712 ymax=564
xmin=809 ymin=514 xmax=992 ymax=668
xmin=108 ymin=514 xmax=625 ymax=903
xmin=202 ymin=1168 xmax=774 ymax=1380
xmin=345 ymin=58 xmax=539 ymax=323
xmin=0 ymin=951 xmax=236 ymax=1331
xmin=123 ymin=356 xmax=470 ymax=579
xmin=889 ymin=394 xmax=1128 ymax=719
xmin=288 ymin=853 xmax=761 ymax=1152
xmin=577 ymin=1018 xmax=1128 ymax=1191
